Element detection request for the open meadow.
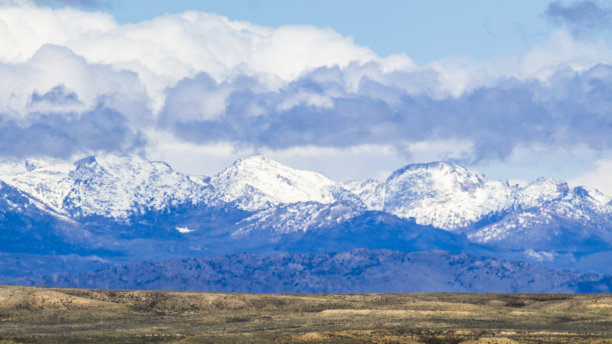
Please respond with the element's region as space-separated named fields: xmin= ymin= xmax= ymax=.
xmin=1 ymin=286 xmax=612 ymax=343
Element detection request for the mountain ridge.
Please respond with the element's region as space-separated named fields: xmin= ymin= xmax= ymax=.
xmin=3 ymin=154 xmax=609 ymax=222
xmin=12 ymin=249 xmax=612 ymax=293
xmin=2 ymin=153 xmax=612 ymax=283
xmin=1 ymin=153 xmax=611 ymax=243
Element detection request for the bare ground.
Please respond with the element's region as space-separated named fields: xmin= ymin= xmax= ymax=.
xmin=1 ymin=286 xmax=611 ymax=343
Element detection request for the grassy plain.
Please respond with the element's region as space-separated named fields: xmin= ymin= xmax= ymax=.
xmin=1 ymin=286 xmax=612 ymax=343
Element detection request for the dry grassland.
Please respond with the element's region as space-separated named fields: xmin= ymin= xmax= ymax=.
xmin=1 ymin=286 xmax=611 ymax=343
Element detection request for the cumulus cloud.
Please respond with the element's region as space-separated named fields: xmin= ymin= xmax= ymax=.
xmin=546 ymin=1 xmax=612 ymax=33
xmin=570 ymin=159 xmax=612 ymax=195
xmin=0 ymin=107 xmax=144 ymax=158
xmin=0 ymin=44 xmax=149 ymax=158
xmin=0 ymin=44 xmax=151 ymax=122
xmin=1 ymin=2 xmax=612 ymax=191
xmin=157 ymin=62 xmax=612 ymax=163
xmin=0 ymin=4 xmax=383 ymax=113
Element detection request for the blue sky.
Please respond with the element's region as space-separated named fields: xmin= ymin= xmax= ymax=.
xmin=2 ymin=0 xmax=612 ymax=193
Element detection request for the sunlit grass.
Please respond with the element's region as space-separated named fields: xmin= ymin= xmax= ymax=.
xmin=1 ymin=286 xmax=611 ymax=343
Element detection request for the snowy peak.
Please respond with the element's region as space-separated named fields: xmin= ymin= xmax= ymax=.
xmin=73 ymin=155 xmax=98 ymax=170
xmin=0 ymin=153 xmax=209 ymax=219
xmin=381 ymin=162 xmax=515 ymax=230
xmin=62 ymin=153 xmax=209 ymax=218
xmin=463 ymin=178 xmax=612 ymax=246
xmin=570 ymin=186 xmax=611 ymax=210
xmin=209 ymin=155 xmax=351 ymax=210
xmin=386 ymin=161 xmax=485 ymax=191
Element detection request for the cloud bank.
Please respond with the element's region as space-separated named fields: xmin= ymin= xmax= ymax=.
xmin=0 ymin=1 xmax=612 ymax=190
xmin=156 ymin=62 xmax=612 ymax=164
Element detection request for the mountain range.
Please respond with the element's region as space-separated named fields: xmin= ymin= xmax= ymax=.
xmin=15 ymin=249 xmax=612 ymax=293
xmin=1 ymin=153 xmax=611 ymax=292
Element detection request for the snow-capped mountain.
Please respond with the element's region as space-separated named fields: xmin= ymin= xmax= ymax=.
xmin=0 ymin=181 xmax=43 ymax=219
xmin=62 ymin=155 xmax=210 ymax=218
xmin=0 ymin=158 xmax=74 ymax=213
xmin=342 ymin=163 xmax=612 ymax=249
xmin=0 ymin=180 xmax=96 ymax=257
xmin=207 ymin=155 xmax=360 ymax=210
xmin=0 ymin=154 xmax=210 ymax=219
xmin=3 ymin=153 xmax=612 ymax=283
xmin=380 ymin=162 xmax=515 ymax=230
xmin=343 ymin=162 xmax=521 ymax=230
xmin=468 ymin=182 xmax=612 ymax=248
xmin=1 ymin=153 xmax=611 ymax=258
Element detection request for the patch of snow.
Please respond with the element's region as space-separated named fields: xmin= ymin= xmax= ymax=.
xmin=233 ymin=201 xmax=362 ymax=236
xmin=341 ymin=179 xmax=385 ymax=210
xmin=515 ymin=178 xmax=568 ymax=209
xmin=175 ymin=226 xmax=194 ymax=234
xmin=524 ymin=249 xmax=555 ymax=262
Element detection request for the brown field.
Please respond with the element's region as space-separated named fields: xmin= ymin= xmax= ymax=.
xmin=1 ymin=286 xmax=612 ymax=343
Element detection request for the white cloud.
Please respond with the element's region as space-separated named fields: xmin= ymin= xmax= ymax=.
xmin=570 ymin=159 xmax=612 ymax=196
xmin=475 ymin=144 xmax=607 ymax=192
xmin=1 ymin=2 xmax=612 ymax=187
xmin=0 ymin=4 xmax=117 ymax=62
xmin=0 ymin=4 xmax=381 ymax=113
xmin=276 ymin=91 xmax=334 ymax=112
xmin=250 ymin=25 xmax=377 ymax=80
xmin=421 ymin=30 xmax=612 ymax=97
xmin=2 ymin=3 xmax=611 ymax=114
xmin=0 ymin=44 xmax=151 ymax=125
xmin=144 ymin=129 xmax=255 ymax=176
xmin=145 ymin=130 xmax=477 ymax=182
xmin=520 ymin=30 xmax=612 ymax=78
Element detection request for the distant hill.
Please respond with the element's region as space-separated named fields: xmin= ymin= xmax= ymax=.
xmin=15 ymin=249 xmax=612 ymax=293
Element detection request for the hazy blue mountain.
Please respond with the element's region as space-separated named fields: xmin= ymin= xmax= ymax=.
xmin=14 ymin=249 xmax=611 ymax=293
